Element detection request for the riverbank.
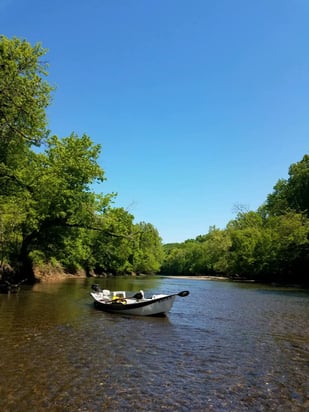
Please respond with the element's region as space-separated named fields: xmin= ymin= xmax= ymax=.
xmin=34 ymin=271 xmax=230 ymax=283
xmin=161 ymin=275 xmax=230 ymax=281
xmin=33 ymin=265 xmax=87 ymax=282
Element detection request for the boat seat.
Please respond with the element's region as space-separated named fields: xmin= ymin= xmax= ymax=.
xmin=113 ymin=291 xmax=126 ymax=299
xmin=102 ymin=289 xmax=111 ymax=298
xmin=132 ymin=290 xmax=144 ymax=300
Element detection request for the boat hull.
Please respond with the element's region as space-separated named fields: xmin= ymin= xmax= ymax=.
xmin=91 ymin=293 xmax=176 ymax=316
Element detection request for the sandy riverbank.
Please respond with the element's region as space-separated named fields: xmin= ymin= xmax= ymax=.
xmin=161 ymin=275 xmax=229 ymax=281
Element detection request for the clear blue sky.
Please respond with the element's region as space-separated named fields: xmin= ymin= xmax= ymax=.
xmin=1 ymin=0 xmax=308 ymax=243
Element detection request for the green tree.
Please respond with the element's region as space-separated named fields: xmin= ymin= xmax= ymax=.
xmin=265 ymin=212 xmax=309 ymax=282
xmin=11 ymin=133 xmax=114 ymax=279
xmin=161 ymin=245 xmax=189 ymax=275
xmin=225 ymin=209 xmax=309 ymax=283
xmin=91 ymin=208 xmax=136 ymax=274
xmin=286 ymin=154 xmax=309 ymax=215
xmin=0 ymin=36 xmax=52 ymax=167
xmin=0 ymin=36 xmax=165 ymax=280
xmin=132 ymin=222 xmax=164 ymax=274
xmin=201 ymin=228 xmax=232 ymax=274
xmin=161 ymin=229 xmax=231 ymax=277
xmin=0 ymin=35 xmax=54 ymax=276
xmin=263 ymin=154 xmax=309 ymax=217
xmin=0 ymin=200 xmax=24 ymax=266
xmin=227 ymin=226 xmax=265 ymax=277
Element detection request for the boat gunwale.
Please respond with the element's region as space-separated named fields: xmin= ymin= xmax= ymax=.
xmin=91 ymin=293 xmax=174 ymax=311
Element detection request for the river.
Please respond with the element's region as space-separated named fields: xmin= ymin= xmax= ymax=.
xmin=0 ymin=276 xmax=308 ymax=411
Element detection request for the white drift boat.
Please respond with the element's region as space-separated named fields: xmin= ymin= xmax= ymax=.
xmin=90 ymin=284 xmax=190 ymax=316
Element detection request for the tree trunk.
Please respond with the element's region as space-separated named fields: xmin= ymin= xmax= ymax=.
xmin=16 ymin=231 xmax=37 ymax=283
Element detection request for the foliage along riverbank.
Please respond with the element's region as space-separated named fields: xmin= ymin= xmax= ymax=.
xmin=160 ymin=153 xmax=309 ymax=287
xmin=0 ymin=36 xmax=164 ymax=284
xmin=0 ymin=36 xmax=308 ymax=287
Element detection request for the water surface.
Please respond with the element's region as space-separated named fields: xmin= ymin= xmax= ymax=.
xmin=0 ymin=277 xmax=308 ymax=411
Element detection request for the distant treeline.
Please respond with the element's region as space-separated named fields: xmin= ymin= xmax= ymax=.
xmin=1 ymin=36 xmax=308 ymax=286
xmin=160 ymin=154 xmax=309 ymax=285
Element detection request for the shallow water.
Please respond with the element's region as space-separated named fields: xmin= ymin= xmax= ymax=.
xmin=0 ymin=277 xmax=308 ymax=411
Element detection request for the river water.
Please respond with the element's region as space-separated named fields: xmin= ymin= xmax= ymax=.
xmin=0 ymin=276 xmax=308 ymax=411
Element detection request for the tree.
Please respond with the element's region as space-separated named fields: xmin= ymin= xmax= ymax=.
xmin=264 ymin=212 xmax=309 ymax=282
xmin=0 ymin=35 xmax=53 ymax=277
xmin=13 ymin=133 xmax=115 ymax=278
xmin=201 ymin=228 xmax=232 ymax=274
xmin=91 ymin=208 xmax=136 ymax=274
xmin=0 ymin=36 xmax=52 ymax=165
xmin=227 ymin=226 xmax=265 ymax=277
xmin=0 ymin=200 xmax=24 ymax=266
xmin=132 ymin=222 xmax=164 ymax=274
xmin=263 ymin=154 xmax=309 ymax=217
xmin=161 ymin=245 xmax=189 ymax=276
xmin=286 ymin=154 xmax=309 ymax=215
xmin=0 ymin=36 xmax=165 ymax=280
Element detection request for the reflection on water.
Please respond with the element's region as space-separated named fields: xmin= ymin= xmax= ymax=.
xmin=0 ymin=277 xmax=308 ymax=411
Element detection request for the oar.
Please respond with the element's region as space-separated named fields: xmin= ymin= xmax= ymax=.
xmin=175 ymin=290 xmax=190 ymax=297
